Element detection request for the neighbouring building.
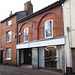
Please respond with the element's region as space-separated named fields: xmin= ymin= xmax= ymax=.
xmin=16 ymin=0 xmax=66 ymax=73
xmin=0 ymin=1 xmax=33 ymax=66
xmin=63 ymin=0 xmax=75 ymax=74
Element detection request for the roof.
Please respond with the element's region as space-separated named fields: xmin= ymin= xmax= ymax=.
xmin=0 ymin=10 xmax=27 ymax=23
xmin=0 ymin=0 xmax=65 ymax=23
xmin=16 ymin=0 xmax=65 ymax=23
xmin=0 ymin=13 xmax=17 ymax=23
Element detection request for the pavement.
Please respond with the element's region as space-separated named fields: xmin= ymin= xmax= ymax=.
xmin=0 ymin=65 xmax=67 ymax=75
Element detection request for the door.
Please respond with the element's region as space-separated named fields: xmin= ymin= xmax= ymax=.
xmin=0 ymin=51 xmax=3 ymax=63
xmin=45 ymin=47 xmax=57 ymax=68
xmin=72 ymin=48 xmax=75 ymax=72
xmin=24 ymin=49 xmax=32 ymax=65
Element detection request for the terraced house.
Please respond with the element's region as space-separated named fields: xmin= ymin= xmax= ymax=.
xmin=0 ymin=1 xmax=33 ymax=65
xmin=16 ymin=0 xmax=66 ymax=73
xmin=1 ymin=0 xmax=74 ymax=74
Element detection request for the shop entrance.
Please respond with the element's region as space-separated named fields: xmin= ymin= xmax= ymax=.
xmin=20 ymin=48 xmax=32 ymax=65
xmin=0 ymin=51 xmax=3 ymax=63
xmin=45 ymin=46 xmax=57 ymax=68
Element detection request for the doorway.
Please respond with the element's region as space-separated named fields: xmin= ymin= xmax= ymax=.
xmin=45 ymin=46 xmax=57 ymax=68
xmin=71 ymin=48 xmax=75 ymax=72
xmin=0 ymin=51 xmax=3 ymax=63
xmin=20 ymin=48 xmax=32 ymax=65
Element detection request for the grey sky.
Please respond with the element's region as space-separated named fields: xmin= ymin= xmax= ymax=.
xmin=0 ymin=0 xmax=58 ymax=21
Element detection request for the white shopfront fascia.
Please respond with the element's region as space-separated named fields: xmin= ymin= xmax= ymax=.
xmin=16 ymin=36 xmax=65 ymax=49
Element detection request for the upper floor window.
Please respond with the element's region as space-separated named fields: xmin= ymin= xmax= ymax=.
xmin=7 ymin=20 xmax=12 ymax=26
xmin=7 ymin=31 xmax=11 ymax=42
xmin=23 ymin=28 xmax=28 ymax=42
xmin=44 ymin=19 xmax=53 ymax=38
xmin=6 ymin=48 xmax=11 ymax=60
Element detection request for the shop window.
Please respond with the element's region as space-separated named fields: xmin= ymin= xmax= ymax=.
xmin=23 ymin=28 xmax=28 ymax=42
xmin=7 ymin=20 xmax=12 ymax=26
xmin=45 ymin=46 xmax=57 ymax=68
xmin=6 ymin=48 xmax=11 ymax=60
xmin=7 ymin=31 xmax=11 ymax=42
xmin=44 ymin=19 xmax=53 ymax=38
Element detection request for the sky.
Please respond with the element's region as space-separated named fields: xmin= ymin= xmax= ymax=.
xmin=0 ymin=0 xmax=58 ymax=21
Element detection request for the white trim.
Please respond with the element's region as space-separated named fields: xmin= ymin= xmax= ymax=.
xmin=5 ymin=58 xmax=11 ymax=61
xmin=6 ymin=41 xmax=12 ymax=43
xmin=23 ymin=28 xmax=28 ymax=42
xmin=44 ymin=19 xmax=53 ymax=38
xmin=16 ymin=37 xmax=65 ymax=49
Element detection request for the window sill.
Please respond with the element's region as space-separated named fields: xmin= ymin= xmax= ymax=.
xmin=6 ymin=41 xmax=12 ymax=43
xmin=44 ymin=36 xmax=53 ymax=39
xmin=5 ymin=58 xmax=11 ymax=61
xmin=23 ymin=41 xmax=28 ymax=43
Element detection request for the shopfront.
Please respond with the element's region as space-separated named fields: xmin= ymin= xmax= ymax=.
xmin=16 ymin=36 xmax=66 ymax=71
xmin=18 ymin=48 xmax=32 ymax=66
xmin=39 ymin=46 xmax=63 ymax=69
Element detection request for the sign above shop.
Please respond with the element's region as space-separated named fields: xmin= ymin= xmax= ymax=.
xmin=16 ymin=37 xmax=65 ymax=49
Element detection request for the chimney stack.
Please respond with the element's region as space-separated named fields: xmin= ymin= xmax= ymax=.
xmin=24 ymin=0 xmax=33 ymax=15
xmin=9 ymin=11 xmax=12 ymax=16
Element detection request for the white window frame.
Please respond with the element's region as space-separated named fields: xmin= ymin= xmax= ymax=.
xmin=44 ymin=19 xmax=53 ymax=38
xmin=7 ymin=31 xmax=12 ymax=42
xmin=23 ymin=28 xmax=28 ymax=42
xmin=7 ymin=20 xmax=12 ymax=26
xmin=6 ymin=48 xmax=11 ymax=60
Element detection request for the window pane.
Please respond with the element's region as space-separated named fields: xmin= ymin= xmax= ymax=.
xmin=7 ymin=20 xmax=12 ymax=26
xmin=50 ymin=21 xmax=52 ymax=28
xmin=6 ymin=48 xmax=11 ymax=59
xmin=7 ymin=31 xmax=11 ymax=42
xmin=23 ymin=28 xmax=28 ymax=42
xmin=45 ymin=21 xmax=50 ymax=30
xmin=44 ymin=20 xmax=53 ymax=38
xmin=9 ymin=20 xmax=11 ymax=25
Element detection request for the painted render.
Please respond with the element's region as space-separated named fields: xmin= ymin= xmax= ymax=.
xmin=63 ymin=0 xmax=75 ymax=73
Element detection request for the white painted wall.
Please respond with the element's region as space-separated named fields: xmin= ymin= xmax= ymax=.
xmin=39 ymin=47 xmax=45 ymax=67
xmin=63 ymin=0 xmax=75 ymax=67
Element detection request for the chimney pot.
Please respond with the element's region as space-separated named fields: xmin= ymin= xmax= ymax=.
xmin=28 ymin=0 xmax=31 ymax=3
xmin=9 ymin=11 xmax=12 ymax=16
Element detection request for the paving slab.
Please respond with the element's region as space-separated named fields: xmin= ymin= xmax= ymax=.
xmin=0 ymin=65 xmax=64 ymax=75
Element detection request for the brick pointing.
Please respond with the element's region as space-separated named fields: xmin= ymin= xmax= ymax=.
xmin=1 ymin=16 xmax=17 ymax=65
xmin=18 ymin=5 xmax=64 ymax=43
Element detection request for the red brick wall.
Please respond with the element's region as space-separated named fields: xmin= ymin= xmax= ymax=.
xmin=18 ymin=5 xmax=64 ymax=43
xmin=1 ymin=16 xmax=17 ymax=65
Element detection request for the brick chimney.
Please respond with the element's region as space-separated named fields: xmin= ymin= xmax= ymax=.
xmin=9 ymin=11 xmax=12 ymax=16
xmin=24 ymin=0 xmax=33 ymax=15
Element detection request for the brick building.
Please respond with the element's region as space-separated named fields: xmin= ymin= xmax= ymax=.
xmin=0 ymin=0 xmax=66 ymax=74
xmin=0 ymin=1 xmax=33 ymax=66
xmin=16 ymin=0 xmax=66 ymax=73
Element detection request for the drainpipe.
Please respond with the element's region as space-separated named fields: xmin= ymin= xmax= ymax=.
xmin=62 ymin=3 xmax=67 ymax=74
xmin=37 ymin=26 xmax=39 ymax=69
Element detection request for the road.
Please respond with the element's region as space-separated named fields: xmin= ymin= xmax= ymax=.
xmin=0 ymin=65 xmax=63 ymax=75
